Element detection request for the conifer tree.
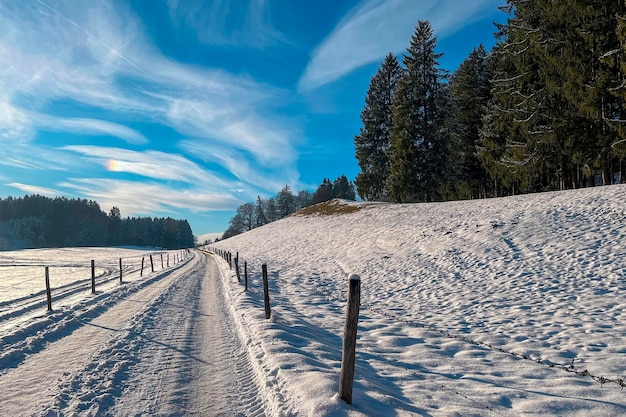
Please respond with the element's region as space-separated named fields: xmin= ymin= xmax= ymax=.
xmin=481 ymin=0 xmax=625 ymax=191
xmin=449 ymin=44 xmax=492 ymax=198
xmin=354 ymin=53 xmax=402 ymax=201
xmin=387 ymin=20 xmax=450 ymax=202
xmin=255 ymin=196 xmax=267 ymax=227
xmin=276 ymin=185 xmax=296 ymax=218
xmin=332 ymin=175 xmax=357 ymax=200
xmin=310 ymin=178 xmax=333 ymax=205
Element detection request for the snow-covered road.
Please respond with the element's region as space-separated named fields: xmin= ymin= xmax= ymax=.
xmin=0 ymin=251 xmax=265 ymax=416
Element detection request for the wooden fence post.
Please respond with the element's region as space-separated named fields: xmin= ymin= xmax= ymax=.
xmin=262 ymin=263 xmax=271 ymax=319
xmin=167 ymin=253 xmax=170 ymax=267
xmin=244 ymin=261 xmax=248 ymax=292
xmin=150 ymin=255 xmax=154 ymax=273
xmin=235 ymin=257 xmax=241 ymax=283
xmin=141 ymin=257 xmax=145 ymax=276
xmin=45 ymin=266 xmax=52 ymax=311
xmin=91 ymin=260 xmax=96 ymax=294
xmin=161 ymin=254 xmax=164 ymax=269
xmin=339 ymin=274 xmax=361 ymax=405
xmin=119 ymin=258 xmax=123 ymax=284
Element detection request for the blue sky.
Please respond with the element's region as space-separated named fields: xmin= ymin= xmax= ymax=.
xmin=0 ymin=0 xmax=505 ymax=239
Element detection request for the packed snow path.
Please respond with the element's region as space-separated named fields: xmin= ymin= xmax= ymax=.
xmin=0 ymin=251 xmax=265 ymax=416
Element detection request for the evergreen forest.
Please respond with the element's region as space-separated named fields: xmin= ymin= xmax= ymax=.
xmin=355 ymin=2 xmax=626 ymax=202
xmin=0 ymin=195 xmax=195 ymax=251
xmin=220 ymin=175 xmax=356 ymax=240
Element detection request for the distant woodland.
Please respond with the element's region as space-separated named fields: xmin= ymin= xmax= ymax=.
xmin=0 ymin=195 xmax=194 ymax=251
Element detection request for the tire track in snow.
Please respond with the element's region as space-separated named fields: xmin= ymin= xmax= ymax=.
xmin=0 ymin=256 xmax=195 ymax=416
xmin=38 ymin=252 xmax=266 ymax=416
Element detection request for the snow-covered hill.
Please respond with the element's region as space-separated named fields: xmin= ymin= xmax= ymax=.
xmin=1 ymin=186 xmax=624 ymax=416
xmin=211 ymin=186 xmax=626 ymax=416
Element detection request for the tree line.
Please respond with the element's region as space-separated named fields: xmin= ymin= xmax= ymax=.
xmin=220 ymin=175 xmax=356 ymax=240
xmin=355 ymin=1 xmax=626 ymax=203
xmin=0 ymin=195 xmax=194 ymax=250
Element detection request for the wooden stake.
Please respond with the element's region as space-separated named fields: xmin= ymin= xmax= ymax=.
xmin=262 ymin=263 xmax=271 ymax=319
xmin=91 ymin=260 xmax=96 ymax=294
xmin=45 ymin=266 xmax=52 ymax=311
xmin=119 ymin=258 xmax=123 ymax=284
xmin=339 ymin=274 xmax=361 ymax=405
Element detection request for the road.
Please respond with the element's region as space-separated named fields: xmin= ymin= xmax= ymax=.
xmin=0 ymin=251 xmax=265 ymax=416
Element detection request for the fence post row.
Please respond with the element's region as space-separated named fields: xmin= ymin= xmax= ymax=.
xmin=262 ymin=263 xmax=271 ymax=320
xmin=91 ymin=259 xmax=96 ymax=294
xmin=45 ymin=266 xmax=52 ymax=311
xmin=339 ymin=274 xmax=361 ymax=405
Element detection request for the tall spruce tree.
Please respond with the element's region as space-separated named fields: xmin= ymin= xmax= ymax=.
xmin=449 ymin=44 xmax=492 ymax=198
xmin=354 ymin=53 xmax=402 ymax=201
xmin=607 ymin=12 xmax=626 ymax=166
xmin=387 ymin=20 xmax=451 ymax=202
xmin=481 ymin=0 xmax=625 ymax=192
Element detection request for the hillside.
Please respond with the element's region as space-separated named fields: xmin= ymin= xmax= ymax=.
xmin=211 ymin=186 xmax=626 ymax=416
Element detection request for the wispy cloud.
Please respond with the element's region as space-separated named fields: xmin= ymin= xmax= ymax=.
xmin=59 ymin=178 xmax=242 ymax=215
xmin=167 ymin=0 xmax=284 ymax=48
xmin=0 ymin=0 xmax=299 ymax=220
xmin=37 ymin=115 xmax=148 ymax=145
xmin=62 ymin=145 xmax=231 ymax=187
xmin=299 ymin=0 xmax=499 ymax=91
xmin=7 ymin=182 xmax=64 ymax=197
xmin=6 ymin=158 xmax=44 ymax=170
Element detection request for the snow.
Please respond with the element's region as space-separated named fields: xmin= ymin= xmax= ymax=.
xmin=210 ymin=186 xmax=626 ymax=416
xmin=1 ymin=186 xmax=625 ymax=416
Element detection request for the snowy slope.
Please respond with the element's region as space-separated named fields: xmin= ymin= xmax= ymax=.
xmin=211 ymin=185 xmax=626 ymax=416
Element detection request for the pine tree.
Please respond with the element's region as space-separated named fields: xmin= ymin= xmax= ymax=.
xmin=354 ymin=53 xmax=402 ymax=201
xmin=449 ymin=45 xmax=492 ymax=198
xmin=310 ymin=178 xmax=333 ymax=205
xmin=276 ymin=185 xmax=296 ymax=218
xmin=481 ymin=0 xmax=625 ymax=192
xmin=332 ymin=175 xmax=356 ymax=200
xmin=254 ymin=196 xmax=267 ymax=227
xmin=387 ymin=20 xmax=451 ymax=202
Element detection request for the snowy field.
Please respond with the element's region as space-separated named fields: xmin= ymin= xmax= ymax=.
xmin=210 ymin=185 xmax=626 ymax=416
xmin=0 ymin=186 xmax=624 ymax=416
xmin=0 ymin=247 xmax=182 ymax=331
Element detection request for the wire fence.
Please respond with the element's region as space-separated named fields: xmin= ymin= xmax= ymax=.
xmin=206 ymin=244 xmax=626 ymax=415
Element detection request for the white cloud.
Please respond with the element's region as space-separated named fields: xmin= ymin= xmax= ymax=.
xmin=36 ymin=116 xmax=148 ymax=145
xmin=299 ymin=0 xmax=499 ymax=91
xmin=62 ymin=145 xmax=229 ymax=186
xmin=0 ymin=0 xmax=299 ymax=214
xmin=180 ymin=139 xmax=299 ymax=195
xmin=7 ymin=182 xmax=64 ymax=197
xmin=167 ymin=0 xmax=285 ymax=48
xmin=59 ymin=178 xmax=242 ymax=215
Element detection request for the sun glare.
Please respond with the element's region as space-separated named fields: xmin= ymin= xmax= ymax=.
xmin=107 ymin=159 xmax=120 ymax=172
